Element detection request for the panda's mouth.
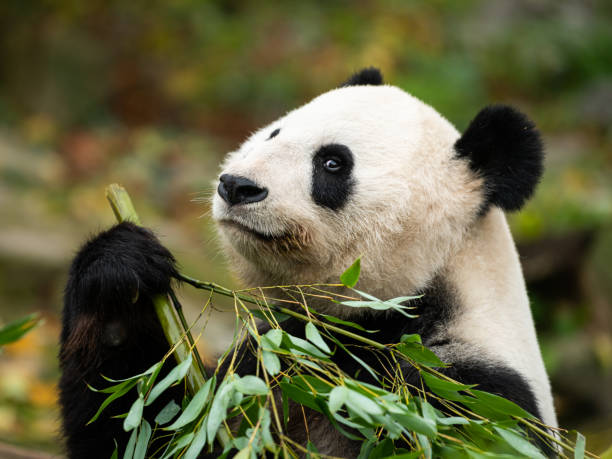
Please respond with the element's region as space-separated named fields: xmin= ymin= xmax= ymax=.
xmin=220 ymin=219 xmax=283 ymax=242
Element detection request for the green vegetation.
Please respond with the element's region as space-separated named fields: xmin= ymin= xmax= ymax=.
xmin=0 ymin=314 xmax=39 ymax=350
xmin=90 ymin=256 xmax=585 ymax=457
xmin=101 ymin=186 xmax=587 ymax=458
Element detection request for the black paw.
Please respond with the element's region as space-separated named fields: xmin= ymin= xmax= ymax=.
xmin=65 ymin=222 xmax=178 ymax=314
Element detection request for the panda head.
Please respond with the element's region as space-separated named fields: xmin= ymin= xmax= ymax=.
xmin=212 ymin=68 xmax=543 ymax=295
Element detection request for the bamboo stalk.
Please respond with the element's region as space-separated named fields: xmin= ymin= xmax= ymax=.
xmin=105 ymin=183 xmax=205 ymax=395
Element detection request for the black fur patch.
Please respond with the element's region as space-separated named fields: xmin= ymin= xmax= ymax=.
xmin=311 ymin=144 xmax=355 ymax=210
xmin=455 ymin=105 xmax=544 ymax=212
xmin=340 ymin=67 xmax=384 ymax=87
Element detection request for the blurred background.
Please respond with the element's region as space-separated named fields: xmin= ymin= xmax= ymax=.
xmin=0 ymin=0 xmax=611 ymax=455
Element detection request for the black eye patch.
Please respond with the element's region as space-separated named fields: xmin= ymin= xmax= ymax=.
xmin=311 ymin=144 xmax=354 ymax=210
xmin=267 ymin=128 xmax=280 ymax=140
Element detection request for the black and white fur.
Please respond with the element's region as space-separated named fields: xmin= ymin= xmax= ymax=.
xmin=59 ymin=68 xmax=556 ymax=458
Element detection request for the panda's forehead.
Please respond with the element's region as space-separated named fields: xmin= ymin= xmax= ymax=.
xmin=243 ymin=85 xmax=434 ymax=157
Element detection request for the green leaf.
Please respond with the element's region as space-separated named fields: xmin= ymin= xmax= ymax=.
xmin=155 ymin=400 xmax=180 ymax=425
xmin=146 ymin=355 xmax=192 ymax=406
xmin=390 ymin=411 xmax=436 ymax=437
xmin=89 ymin=378 xmax=136 ymax=395
xmin=0 ymin=313 xmax=40 ymax=346
xmin=381 ymin=452 xmax=423 ymax=459
xmin=250 ymin=308 xmax=290 ymax=323
xmin=206 ymin=379 xmax=236 ymax=443
xmin=416 ymin=433 xmax=432 ymax=459
xmin=345 ymin=389 xmax=384 ymax=416
xmin=124 ymin=396 xmax=144 ymax=432
xmin=400 ymin=334 xmax=421 ymax=344
xmin=123 ymin=426 xmax=138 ymax=459
xmin=341 ymin=290 xmax=417 ymax=318
xmin=280 ymin=379 xmax=322 ymax=412
xmin=385 ymin=296 xmax=422 ymax=305
xmin=88 ymin=379 xmax=138 ymax=425
xmin=369 ymin=438 xmax=394 ymax=459
xmin=235 ymin=375 xmax=269 ymax=396
xmin=286 ymin=334 xmax=329 ymax=358
xmin=421 ymin=372 xmax=473 ymax=401
xmin=328 ymin=386 xmax=348 ymax=413
xmin=183 ymin=422 xmax=208 ymax=459
xmin=262 ymin=350 xmax=281 ymax=376
xmin=259 ymin=407 xmax=275 ymax=449
xmin=160 ymin=432 xmax=194 ymax=459
xmin=233 ymin=447 xmax=251 ymax=459
xmin=320 ymin=314 xmax=373 ymax=332
xmin=103 ymin=361 xmax=163 ymax=383
xmin=263 ymin=329 xmax=283 ymax=348
xmin=472 ymin=390 xmax=531 ymax=418
xmin=306 ymin=440 xmax=321 ymax=458
xmin=396 ymin=342 xmax=446 ymax=367
xmin=574 ymin=431 xmax=585 ymax=459
xmin=494 ymin=427 xmax=547 ymax=459
xmin=166 ymin=376 xmax=215 ymax=431
xmin=292 ymin=375 xmax=333 ymax=395
xmin=133 ymin=420 xmax=151 ymax=459
xmin=340 ymin=257 xmax=361 ymax=287
xmin=437 ymin=416 xmax=469 ymax=426
xmin=305 ymin=323 xmax=331 ymax=354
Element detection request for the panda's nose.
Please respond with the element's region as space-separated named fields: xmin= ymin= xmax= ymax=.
xmin=218 ymin=174 xmax=268 ymax=206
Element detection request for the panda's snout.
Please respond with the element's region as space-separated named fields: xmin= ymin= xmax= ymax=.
xmin=218 ymin=174 xmax=268 ymax=206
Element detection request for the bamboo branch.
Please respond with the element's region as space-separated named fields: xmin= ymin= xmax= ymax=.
xmin=105 ymin=184 xmax=205 ymax=395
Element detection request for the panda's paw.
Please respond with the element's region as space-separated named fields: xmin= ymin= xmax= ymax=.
xmin=65 ymin=222 xmax=178 ymax=313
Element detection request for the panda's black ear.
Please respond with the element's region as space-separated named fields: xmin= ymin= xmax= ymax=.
xmin=340 ymin=67 xmax=384 ymax=87
xmin=455 ymin=105 xmax=544 ymax=212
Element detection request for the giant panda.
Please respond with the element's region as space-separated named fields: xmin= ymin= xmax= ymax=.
xmin=59 ymin=67 xmax=557 ymax=458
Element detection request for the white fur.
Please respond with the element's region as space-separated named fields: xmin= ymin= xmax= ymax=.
xmin=211 ymin=84 xmax=557 ymax=427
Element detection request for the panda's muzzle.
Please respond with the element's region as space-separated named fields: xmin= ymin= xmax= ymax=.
xmin=218 ymin=174 xmax=268 ymax=206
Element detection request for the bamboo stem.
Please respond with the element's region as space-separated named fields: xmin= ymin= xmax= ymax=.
xmin=105 ymin=184 xmax=205 ymax=395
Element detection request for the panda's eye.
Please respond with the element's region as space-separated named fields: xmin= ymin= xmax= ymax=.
xmin=267 ymin=128 xmax=280 ymax=140
xmin=323 ymin=157 xmax=342 ymax=173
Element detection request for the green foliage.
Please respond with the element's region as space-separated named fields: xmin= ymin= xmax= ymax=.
xmin=89 ymin=261 xmax=589 ymax=458
xmin=0 ymin=313 xmax=40 ymax=348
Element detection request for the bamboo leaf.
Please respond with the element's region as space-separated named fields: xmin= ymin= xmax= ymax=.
xmin=160 ymin=432 xmax=194 ymax=459
xmin=328 ymin=386 xmax=348 ymax=414
xmin=88 ymin=379 xmax=138 ymax=425
xmin=206 ymin=379 xmax=236 ymax=443
xmin=320 ymin=314 xmax=374 ymax=332
xmin=494 ymin=427 xmax=546 ymax=459
xmin=263 ymin=329 xmax=283 ymax=348
xmin=133 ymin=420 xmax=151 ymax=459
xmin=262 ymin=350 xmax=281 ymax=376
xmin=0 ymin=313 xmax=40 ymax=346
xmin=124 ymin=396 xmax=144 ymax=432
xmin=183 ymin=422 xmax=208 ymax=459
xmin=123 ymin=427 xmax=138 ymax=459
xmin=472 ymin=390 xmax=531 ymax=418
xmin=235 ymin=375 xmax=269 ymax=396
xmin=305 ymin=322 xmax=331 ymax=354
xmin=166 ymin=376 xmax=215 ymax=431
xmin=146 ymin=355 xmax=192 ymax=406
xmin=340 ymin=257 xmax=361 ymax=287
xmin=574 ymin=431 xmax=585 ymax=459
xmin=155 ymin=400 xmax=180 ymax=425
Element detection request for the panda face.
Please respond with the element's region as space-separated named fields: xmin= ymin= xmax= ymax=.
xmin=212 ymin=84 xmax=484 ymax=294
